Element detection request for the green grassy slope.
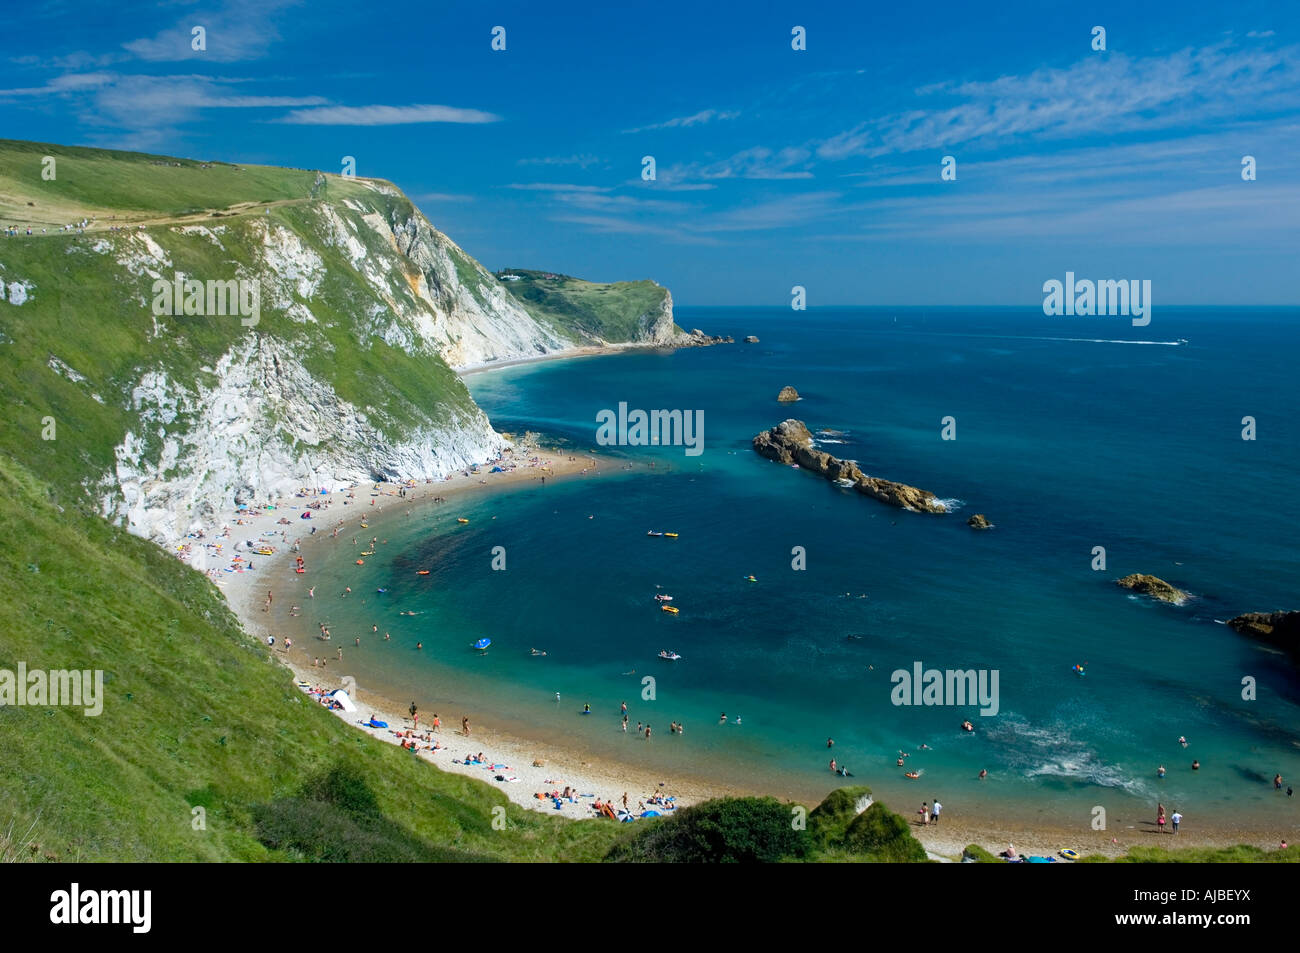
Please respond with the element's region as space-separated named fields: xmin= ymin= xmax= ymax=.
xmin=0 ymin=138 xmax=371 ymax=225
xmin=0 ymin=453 xmax=621 ymax=862
xmin=498 ymin=269 xmax=677 ymax=343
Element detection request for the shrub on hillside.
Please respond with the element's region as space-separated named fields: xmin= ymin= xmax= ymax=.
xmin=841 ymin=803 xmax=928 ymax=862
xmin=808 ymin=785 xmax=874 ymax=846
xmin=605 ymin=796 xmax=811 ymax=863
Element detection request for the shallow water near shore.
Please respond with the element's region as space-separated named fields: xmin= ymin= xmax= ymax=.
xmin=290 ymin=306 xmax=1300 ymax=833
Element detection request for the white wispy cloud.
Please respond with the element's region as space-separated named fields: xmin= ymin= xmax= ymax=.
xmin=410 ymin=192 xmax=475 ymax=203
xmin=506 ymin=183 xmax=611 ymax=193
xmin=518 ymin=154 xmax=603 ymax=168
xmin=658 ymin=146 xmax=814 ymax=184
xmin=551 ymin=214 xmax=719 ymax=244
xmin=123 ymin=0 xmax=300 ymax=63
xmin=623 ymin=109 xmax=740 ymax=134
xmin=274 ymin=103 xmax=500 ymax=125
xmin=817 ymin=41 xmax=1300 ymax=160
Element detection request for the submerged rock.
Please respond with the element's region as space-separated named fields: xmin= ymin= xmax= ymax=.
xmin=967 ymin=514 xmax=992 ymax=530
xmin=1115 ymin=573 xmax=1189 ymax=604
xmin=777 ymin=386 xmax=800 ymax=402
xmin=752 ymin=419 xmax=947 ymax=514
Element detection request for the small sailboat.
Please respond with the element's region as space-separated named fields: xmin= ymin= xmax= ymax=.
xmin=473 ymin=638 xmax=491 ymax=651
xmin=658 ymin=650 xmax=681 ymax=661
xmin=646 ymin=530 xmax=664 ymax=537
xmin=661 ymin=605 xmax=679 ymax=614
xmin=654 ymin=594 xmax=673 ymax=602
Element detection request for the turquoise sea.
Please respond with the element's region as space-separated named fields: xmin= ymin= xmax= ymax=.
xmin=298 ymin=307 xmax=1300 ymax=830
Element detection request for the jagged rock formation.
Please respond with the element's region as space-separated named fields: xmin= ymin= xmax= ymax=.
xmin=1115 ymin=573 xmax=1189 ymax=604
xmin=1227 ymin=611 xmax=1300 ymax=659
xmin=967 ymin=514 xmax=992 ymax=530
xmin=777 ymin=386 xmax=800 ymax=402
xmin=752 ymin=419 xmax=947 ymax=513
xmin=684 ymin=328 xmax=734 ymax=346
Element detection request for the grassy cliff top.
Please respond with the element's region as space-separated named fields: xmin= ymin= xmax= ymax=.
xmin=0 ymin=138 xmax=378 ymax=228
xmin=497 ymin=268 xmax=675 ymax=343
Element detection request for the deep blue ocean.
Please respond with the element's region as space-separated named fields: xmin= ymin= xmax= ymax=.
xmin=303 ymin=307 xmax=1300 ymax=829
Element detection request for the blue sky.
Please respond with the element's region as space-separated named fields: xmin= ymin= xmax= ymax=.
xmin=3 ymin=0 xmax=1299 ymax=305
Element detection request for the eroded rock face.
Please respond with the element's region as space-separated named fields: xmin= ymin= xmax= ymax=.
xmin=1115 ymin=573 xmax=1189 ymax=604
xmin=1227 ymin=611 xmax=1300 ymax=657
xmin=752 ymin=419 xmax=947 ymax=514
xmin=682 ymin=328 xmax=734 ymax=346
xmin=777 ymin=386 xmax=800 ymax=402
xmin=967 ymin=514 xmax=992 ymax=530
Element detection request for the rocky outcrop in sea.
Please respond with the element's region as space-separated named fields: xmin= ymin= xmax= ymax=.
xmin=1227 ymin=611 xmax=1300 ymax=659
xmin=1115 ymin=573 xmax=1189 ymax=604
xmin=967 ymin=514 xmax=993 ymax=530
xmin=777 ymin=386 xmax=800 ymax=402
xmin=752 ymin=419 xmax=947 ymax=513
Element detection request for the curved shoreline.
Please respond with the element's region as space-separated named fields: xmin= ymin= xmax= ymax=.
xmin=204 ymin=438 xmax=1297 ymax=860
xmin=213 ymin=440 xmax=751 ymax=823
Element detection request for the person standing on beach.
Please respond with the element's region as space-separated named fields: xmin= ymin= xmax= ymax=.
xmin=919 ymin=803 xmax=929 ymax=826
xmin=931 ymin=800 xmax=942 ymax=826
xmin=265 ymin=590 xmax=273 ymax=612
xmin=410 ymin=702 xmax=418 ymax=727
xmin=622 ymin=714 xmax=628 ymax=732
xmin=645 ymin=724 xmax=651 ymax=741
xmin=462 ymin=716 xmax=470 ymax=736
xmin=621 ymin=701 xmax=628 ymax=717
xmin=1170 ymin=810 xmax=1181 ymax=833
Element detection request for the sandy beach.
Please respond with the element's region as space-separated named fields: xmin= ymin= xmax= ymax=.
xmin=197 ymin=434 xmax=745 ymax=825
xmin=190 ymin=431 xmax=1295 ymax=860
